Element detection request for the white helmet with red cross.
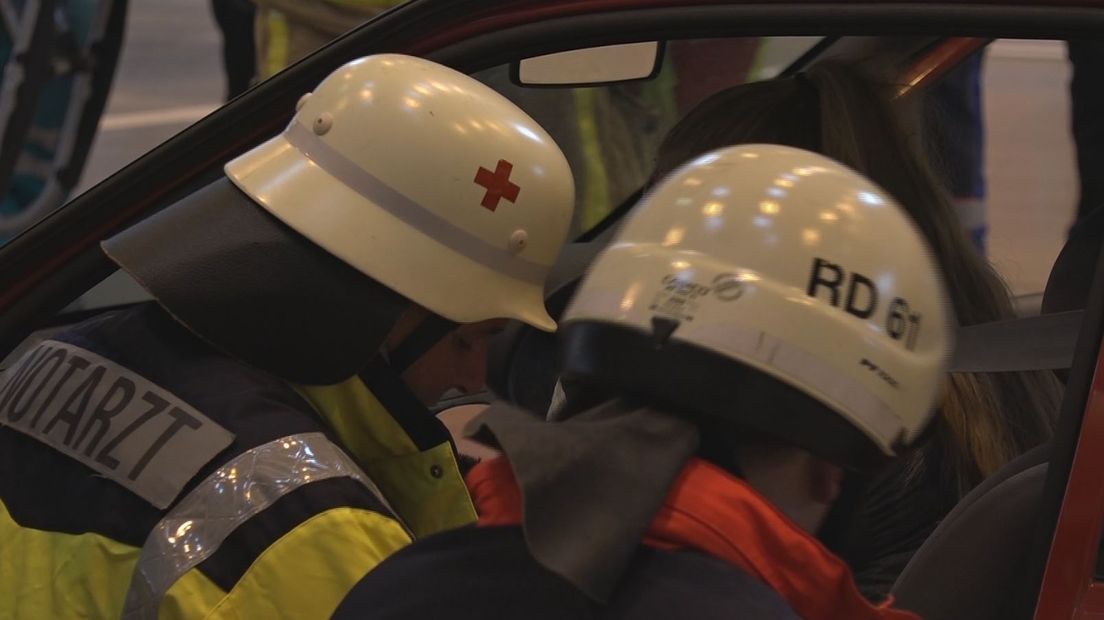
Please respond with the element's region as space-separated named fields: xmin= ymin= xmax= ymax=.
xmin=225 ymin=54 xmax=575 ymax=331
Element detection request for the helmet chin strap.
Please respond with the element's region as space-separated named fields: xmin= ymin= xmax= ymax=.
xmin=387 ymin=313 xmax=459 ymax=375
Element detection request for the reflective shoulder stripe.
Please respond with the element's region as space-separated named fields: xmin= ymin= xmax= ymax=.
xmin=121 ymin=432 xmax=401 ymax=620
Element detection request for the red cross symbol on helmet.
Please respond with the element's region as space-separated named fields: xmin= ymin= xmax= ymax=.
xmin=474 ymin=159 xmax=521 ymax=212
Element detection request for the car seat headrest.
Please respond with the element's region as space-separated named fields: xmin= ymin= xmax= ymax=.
xmin=1043 ymin=208 xmax=1104 ymax=315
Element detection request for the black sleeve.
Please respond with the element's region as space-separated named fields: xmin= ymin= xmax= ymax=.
xmin=332 ymin=526 xmax=595 ymax=620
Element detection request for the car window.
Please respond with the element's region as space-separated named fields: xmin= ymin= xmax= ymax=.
xmin=473 ymin=37 xmax=823 ymax=237
xmin=475 ymin=36 xmax=1081 ymax=306
xmin=62 ymin=36 xmax=1075 ymax=320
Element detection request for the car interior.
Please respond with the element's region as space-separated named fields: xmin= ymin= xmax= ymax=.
xmin=3 ymin=3 xmax=1104 ymax=617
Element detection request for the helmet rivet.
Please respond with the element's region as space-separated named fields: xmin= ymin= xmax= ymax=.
xmin=313 ymin=113 xmax=333 ymax=135
xmin=296 ymin=92 xmax=312 ymax=112
xmin=509 ymin=229 xmax=529 ymax=253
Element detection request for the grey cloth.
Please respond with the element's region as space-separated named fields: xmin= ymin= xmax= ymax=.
xmin=468 ymin=400 xmax=699 ymax=602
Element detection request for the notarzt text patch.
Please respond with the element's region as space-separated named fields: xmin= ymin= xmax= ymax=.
xmin=0 ymin=340 xmax=234 ymax=509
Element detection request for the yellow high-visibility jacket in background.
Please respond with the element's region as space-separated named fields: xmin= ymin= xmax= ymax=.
xmin=253 ymin=0 xmax=408 ymax=79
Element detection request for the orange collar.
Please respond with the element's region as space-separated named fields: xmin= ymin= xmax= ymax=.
xmin=468 ymin=457 xmax=919 ymax=620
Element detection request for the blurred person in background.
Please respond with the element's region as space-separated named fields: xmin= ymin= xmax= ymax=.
xmin=253 ymin=0 xmax=407 ymax=80
xmin=210 ymin=0 xmax=257 ymax=99
xmin=1067 ymin=41 xmax=1104 ymax=229
xmin=926 ymin=53 xmax=988 ymax=252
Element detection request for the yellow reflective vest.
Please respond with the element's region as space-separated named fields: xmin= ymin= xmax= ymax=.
xmin=0 ymin=304 xmax=474 ymax=619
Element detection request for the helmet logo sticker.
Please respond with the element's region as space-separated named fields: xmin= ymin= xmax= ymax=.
xmin=649 ymin=272 xmax=744 ymax=323
xmin=711 ymin=273 xmax=745 ymax=301
xmin=650 ymin=274 xmax=707 ymax=322
xmin=474 ymin=159 xmax=521 ymax=212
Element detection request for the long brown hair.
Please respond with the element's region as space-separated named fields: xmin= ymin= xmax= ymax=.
xmin=653 ymin=61 xmax=1061 ymax=496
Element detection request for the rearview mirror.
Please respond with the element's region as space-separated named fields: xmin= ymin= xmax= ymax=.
xmin=514 ymin=42 xmax=662 ymax=87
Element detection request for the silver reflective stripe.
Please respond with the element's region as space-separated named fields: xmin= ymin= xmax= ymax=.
xmin=282 ymin=121 xmax=547 ymax=285
xmin=121 ymin=432 xmax=398 ymax=620
xmin=762 ymin=331 xmax=902 ymax=446
xmin=691 ymin=323 xmax=903 ymax=450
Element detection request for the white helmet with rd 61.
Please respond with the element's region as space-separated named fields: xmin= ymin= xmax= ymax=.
xmin=560 ymin=144 xmax=953 ymax=468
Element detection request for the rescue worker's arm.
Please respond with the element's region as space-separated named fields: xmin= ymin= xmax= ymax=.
xmin=161 ymin=506 xmax=412 ymax=620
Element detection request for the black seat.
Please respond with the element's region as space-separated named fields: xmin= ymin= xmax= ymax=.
xmin=892 ymin=206 xmax=1104 ymax=619
xmin=891 ymin=444 xmax=1049 ymax=620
